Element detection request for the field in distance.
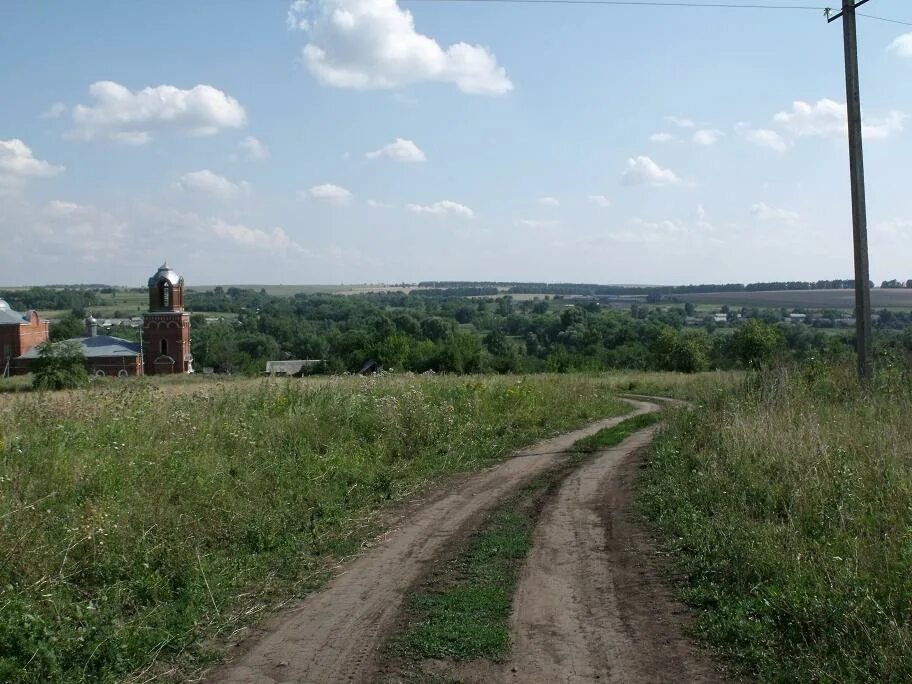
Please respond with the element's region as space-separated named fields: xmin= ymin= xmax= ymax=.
xmin=677 ymin=288 xmax=912 ymax=310
xmin=186 ymin=284 xmax=415 ymax=296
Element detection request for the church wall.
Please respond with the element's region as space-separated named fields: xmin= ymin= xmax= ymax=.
xmin=2 ymin=312 xmax=49 ymax=374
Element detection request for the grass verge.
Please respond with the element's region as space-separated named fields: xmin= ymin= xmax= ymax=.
xmin=0 ymin=374 xmax=629 ymax=683
xmin=386 ymin=410 xmax=664 ymax=677
xmin=639 ymin=363 xmax=912 ymax=682
xmin=572 ymin=411 xmax=660 ymax=453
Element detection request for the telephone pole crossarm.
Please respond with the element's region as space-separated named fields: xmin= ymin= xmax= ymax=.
xmin=826 ymin=0 xmax=872 ymax=23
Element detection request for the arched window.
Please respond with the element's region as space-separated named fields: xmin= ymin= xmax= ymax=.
xmin=94 ymin=369 xmax=105 ymax=377
xmin=118 ymin=369 xmax=129 ymax=378
xmin=162 ymin=282 xmax=171 ymax=308
xmin=160 ymin=339 xmax=168 ymax=356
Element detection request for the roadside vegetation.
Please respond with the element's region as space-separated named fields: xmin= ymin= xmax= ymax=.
xmin=387 ymin=411 xmax=665 ymax=678
xmin=640 ymin=360 xmax=912 ymax=681
xmin=0 ymin=374 xmax=629 ymax=683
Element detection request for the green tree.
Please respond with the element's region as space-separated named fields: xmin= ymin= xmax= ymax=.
xmin=50 ymin=312 xmax=86 ymax=341
xmin=32 ymin=340 xmax=88 ymax=390
xmin=730 ymin=319 xmax=785 ymax=368
xmin=652 ymin=327 xmax=710 ymax=373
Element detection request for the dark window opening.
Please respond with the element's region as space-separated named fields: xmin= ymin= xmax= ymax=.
xmin=160 ymin=339 xmax=168 ymax=356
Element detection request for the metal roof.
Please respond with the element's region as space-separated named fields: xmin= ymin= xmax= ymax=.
xmin=148 ymin=262 xmax=183 ymax=287
xmin=265 ymin=360 xmax=322 ymax=375
xmin=0 ymin=299 xmax=30 ymax=325
xmin=18 ymin=336 xmax=141 ymax=360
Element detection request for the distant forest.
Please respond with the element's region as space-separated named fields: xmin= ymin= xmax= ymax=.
xmin=180 ymin=289 xmax=912 ymax=375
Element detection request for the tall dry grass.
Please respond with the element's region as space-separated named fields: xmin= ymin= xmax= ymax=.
xmin=641 ymin=363 xmax=912 ymax=681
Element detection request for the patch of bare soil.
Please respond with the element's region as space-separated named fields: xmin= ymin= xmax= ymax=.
xmin=202 ymin=400 xmax=657 ymax=684
xmin=503 ymin=430 xmax=728 ymax=684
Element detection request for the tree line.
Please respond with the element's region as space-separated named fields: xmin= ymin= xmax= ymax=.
xmin=183 ymin=289 xmax=862 ymax=375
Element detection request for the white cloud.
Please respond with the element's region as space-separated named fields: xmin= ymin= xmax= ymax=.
xmin=211 ymin=219 xmax=305 ymax=253
xmin=367 ymin=199 xmax=393 ymax=209
xmin=588 ymin=194 xmax=611 ymax=207
xmin=743 ymin=127 xmax=787 ymax=152
xmin=773 ymin=99 xmax=906 ymax=140
xmin=292 ymin=0 xmax=513 ymax=95
xmin=873 ymin=218 xmax=912 ymax=237
xmin=538 ymin=196 xmax=560 ymax=207
xmin=237 ymin=136 xmax=270 ymax=161
xmin=407 ymin=199 xmax=474 ymax=218
xmin=696 ymin=204 xmax=707 ymax=221
xmin=39 ymin=200 xmax=127 ymax=260
xmin=0 ymin=139 xmax=64 ymax=180
xmin=750 ymin=201 xmax=799 ymax=222
xmin=68 ymin=81 xmax=246 ymax=144
xmin=665 ymin=116 xmax=695 ymax=129
xmin=308 ymin=183 xmax=353 ymax=203
xmin=41 ymin=102 xmax=66 ymax=119
xmin=621 ymin=156 xmax=680 ymax=186
xmin=693 ymin=129 xmax=723 ymax=146
xmin=888 ymin=33 xmax=912 ymax=57
xmin=515 ymin=218 xmax=559 ymax=229
xmin=177 ymin=170 xmax=249 ymax=198
xmin=366 ymin=137 xmax=426 ymax=162
xmin=608 ymin=217 xmax=688 ymax=244
xmin=286 ymin=0 xmax=311 ymax=31
xmin=649 ymin=132 xmax=674 ymax=143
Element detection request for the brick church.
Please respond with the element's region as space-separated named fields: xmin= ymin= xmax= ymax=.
xmin=143 ymin=262 xmax=192 ymax=374
xmin=3 ymin=262 xmax=192 ymax=377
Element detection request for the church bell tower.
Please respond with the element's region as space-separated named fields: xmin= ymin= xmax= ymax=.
xmin=143 ymin=262 xmax=192 ymax=374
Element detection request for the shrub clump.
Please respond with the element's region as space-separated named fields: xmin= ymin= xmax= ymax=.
xmin=32 ymin=340 xmax=88 ymax=391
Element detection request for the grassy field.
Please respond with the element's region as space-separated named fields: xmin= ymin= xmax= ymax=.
xmin=640 ymin=364 xmax=912 ymax=681
xmin=677 ymin=288 xmax=912 ymax=310
xmin=0 ymin=373 xmax=637 ymax=683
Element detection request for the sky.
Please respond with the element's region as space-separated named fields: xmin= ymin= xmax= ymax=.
xmin=2 ymin=0 xmax=912 ymax=287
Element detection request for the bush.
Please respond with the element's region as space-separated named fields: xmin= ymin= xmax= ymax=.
xmin=31 ymin=340 xmax=88 ymax=390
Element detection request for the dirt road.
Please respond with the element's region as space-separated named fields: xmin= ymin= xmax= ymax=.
xmin=205 ymin=399 xmax=658 ymax=684
xmin=505 ymin=425 xmax=725 ymax=683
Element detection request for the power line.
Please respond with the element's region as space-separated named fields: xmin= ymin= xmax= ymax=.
xmin=406 ymin=0 xmax=912 ymax=26
xmin=404 ymin=0 xmax=825 ymax=10
xmin=856 ymin=12 xmax=912 ymax=27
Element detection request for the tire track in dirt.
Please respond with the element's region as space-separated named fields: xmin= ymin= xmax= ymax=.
xmin=204 ymin=399 xmax=658 ymax=684
xmin=504 ymin=415 xmax=726 ymax=683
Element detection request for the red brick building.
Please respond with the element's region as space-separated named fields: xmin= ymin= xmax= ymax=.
xmin=9 ymin=262 xmax=192 ymax=377
xmin=143 ymin=262 xmax=192 ymax=374
xmin=16 ymin=317 xmax=144 ymax=376
xmin=0 ymin=300 xmax=49 ymax=375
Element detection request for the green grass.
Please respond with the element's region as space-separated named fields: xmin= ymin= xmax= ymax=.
xmin=571 ymin=411 xmax=661 ymax=453
xmin=0 ymin=373 xmax=630 ymax=683
xmin=639 ymin=363 xmax=912 ymax=682
xmin=387 ymin=410 xmax=667 ymax=674
xmin=397 ymin=501 xmax=535 ymax=663
xmin=0 ymin=376 xmax=32 ymax=394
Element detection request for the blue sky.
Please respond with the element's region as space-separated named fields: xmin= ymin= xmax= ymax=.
xmin=2 ymin=0 xmax=912 ymax=287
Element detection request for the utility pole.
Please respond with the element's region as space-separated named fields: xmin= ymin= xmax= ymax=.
xmin=828 ymin=0 xmax=874 ymax=382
